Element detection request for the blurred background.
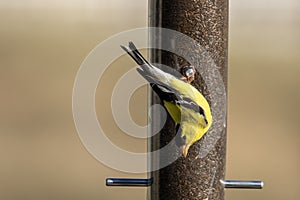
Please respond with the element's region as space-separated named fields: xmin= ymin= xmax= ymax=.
xmin=0 ymin=0 xmax=299 ymax=199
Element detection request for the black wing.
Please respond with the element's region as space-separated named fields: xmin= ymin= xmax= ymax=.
xmin=149 ymin=81 xmax=207 ymax=125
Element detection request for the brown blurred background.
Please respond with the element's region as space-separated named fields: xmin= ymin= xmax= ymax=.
xmin=0 ymin=0 xmax=299 ymax=199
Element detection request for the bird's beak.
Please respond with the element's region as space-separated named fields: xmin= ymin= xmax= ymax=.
xmin=180 ymin=145 xmax=190 ymax=158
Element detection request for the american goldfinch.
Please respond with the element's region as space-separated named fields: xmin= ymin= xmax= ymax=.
xmin=121 ymin=42 xmax=212 ymax=158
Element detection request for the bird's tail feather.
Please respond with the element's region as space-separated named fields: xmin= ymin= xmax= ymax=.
xmin=121 ymin=42 xmax=156 ymax=75
xmin=121 ymin=42 xmax=170 ymax=87
xmin=136 ymin=68 xmax=151 ymax=81
xmin=120 ymin=45 xmax=144 ymax=66
xmin=120 ymin=42 xmax=150 ymax=67
xmin=128 ymin=42 xmax=151 ymax=66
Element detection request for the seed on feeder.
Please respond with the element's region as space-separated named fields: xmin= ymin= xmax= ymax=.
xmin=180 ymin=65 xmax=196 ymax=83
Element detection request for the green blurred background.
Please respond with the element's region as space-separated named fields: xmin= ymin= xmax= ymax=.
xmin=0 ymin=0 xmax=299 ymax=199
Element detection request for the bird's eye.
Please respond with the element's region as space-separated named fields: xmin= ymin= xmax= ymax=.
xmin=175 ymin=130 xmax=186 ymax=147
xmin=184 ymin=67 xmax=195 ymax=77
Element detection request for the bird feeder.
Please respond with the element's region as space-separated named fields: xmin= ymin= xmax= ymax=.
xmin=148 ymin=0 xmax=228 ymax=199
xmin=106 ymin=0 xmax=263 ymax=199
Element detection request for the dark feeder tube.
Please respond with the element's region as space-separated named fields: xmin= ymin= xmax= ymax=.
xmin=148 ymin=0 xmax=228 ymax=199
